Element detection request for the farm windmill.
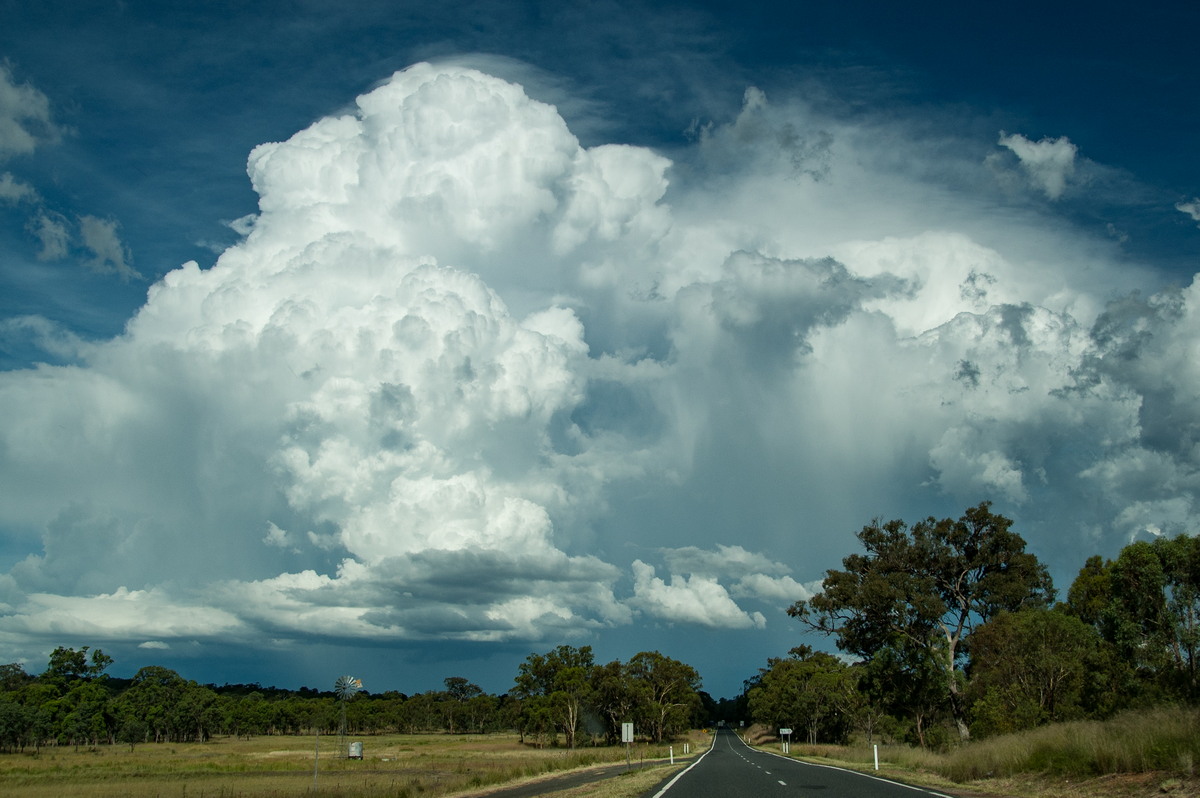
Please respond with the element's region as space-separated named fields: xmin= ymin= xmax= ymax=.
xmin=334 ymin=675 xmax=363 ymax=755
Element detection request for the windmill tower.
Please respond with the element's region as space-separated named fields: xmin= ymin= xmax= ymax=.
xmin=334 ymin=675 xmax=363 ymax=757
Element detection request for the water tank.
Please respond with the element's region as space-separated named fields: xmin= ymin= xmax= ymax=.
xmin=347 ymin=741 xmax=363 ymax=759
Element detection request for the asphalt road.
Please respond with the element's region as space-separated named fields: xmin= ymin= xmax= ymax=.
xmin=644 ymin=728 xmax=957 ymax=798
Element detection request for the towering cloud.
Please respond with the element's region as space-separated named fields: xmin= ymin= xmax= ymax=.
xmin=0 ymin=64 xmax=1195 ymax=679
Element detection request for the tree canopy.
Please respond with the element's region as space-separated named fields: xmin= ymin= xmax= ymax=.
xmin=789 ymin=502 xmax=1054 ymax=741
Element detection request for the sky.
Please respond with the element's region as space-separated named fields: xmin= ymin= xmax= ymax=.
xmin=0 ymin=0 xmax=1198 ymax=700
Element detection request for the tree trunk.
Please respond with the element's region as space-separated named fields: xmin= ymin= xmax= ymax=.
xmin=947 ymin=675 xmax=971 ymax=742
xmin=945 ymin=629 xmax=971 ymax=742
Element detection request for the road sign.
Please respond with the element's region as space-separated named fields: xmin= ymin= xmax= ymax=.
xmin=621 ymin=722 xmax=634 ymax=743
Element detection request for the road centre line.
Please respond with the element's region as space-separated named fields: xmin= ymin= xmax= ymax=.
xmin=729 ymin=731 xmax=956 ymax=798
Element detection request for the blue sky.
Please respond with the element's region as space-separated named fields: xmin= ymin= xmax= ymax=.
xmin=1 ymin=0 xmax=1198 ymax=699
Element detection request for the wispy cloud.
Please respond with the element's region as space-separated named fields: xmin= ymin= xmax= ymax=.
xmin=1178 ymin=198 xmax=1200 ymax=226
xmin=78 ymin=215 xmax=139 ymax=281
xmin=0 ymin=66 xmax=140 ymax=284
xmin=996 ymin=132 xmax=1078 ymax=200
xmin=0 ymin=64 xmax=60 ymax=158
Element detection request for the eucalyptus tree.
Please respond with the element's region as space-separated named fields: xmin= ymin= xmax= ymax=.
xmin=34 ymin=646 xmax=116 ymax=748
xmin=748 ymin=648 xmax=854 ymax=744
xmin=1066 ymin=534 xmax=1200 ymax=703
xmin=440 ymin=676 xmax=484 ymax=733
xmin=965 ymin=608 xmax=1099 ymax=736
xmin=513 ymin=645 xmax=595 ymax=748
xmin=626 ymin=651 xmax=701 ymax=743
xmin=41 ymin=646 xmax=113 ymax=691
xmin=591 ymin=660 xmax=640 ymax=744
xmin=789 ymin=502 xmax=1054 ymax=742
xmin=0 ymin=664 xmax=30 ymax=694
xmin=113 ymin=665 xmax=187 ymax=742
xmin=0 ymin=700 xmax=31 ymax=752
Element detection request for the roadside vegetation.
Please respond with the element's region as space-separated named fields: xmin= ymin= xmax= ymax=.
xmin=746 ymin=708 xmax=1200 ymax=797
xmin=735 ymin=502 xmax=1200 ymax=796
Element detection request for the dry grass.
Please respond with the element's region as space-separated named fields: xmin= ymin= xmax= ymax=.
xmin=937 ymin=707 xmax=1200 ymax=782
xmin=0 ymin=732 xmax=696 ymax=798
xmin=748 ymin=709 xmax=1200 ymax=798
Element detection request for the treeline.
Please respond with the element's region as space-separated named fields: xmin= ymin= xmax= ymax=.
xmin=0 ymin=643 xmax=706 ymax=752
xmin=744 ymin=502 xmax=1200 ymax=749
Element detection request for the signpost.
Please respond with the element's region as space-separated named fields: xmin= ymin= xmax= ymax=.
xmin=622 ymin=722 xmax=634 ymax=768
xmin=779 ymin=727 xmax=792 ymax=754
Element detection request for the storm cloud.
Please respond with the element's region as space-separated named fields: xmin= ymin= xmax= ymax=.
xmin=0 ymin=62 xmax=1196 ymax=692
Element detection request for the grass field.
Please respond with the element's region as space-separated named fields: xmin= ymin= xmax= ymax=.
xmin=0 ymin=732 xmax=702 ymax=798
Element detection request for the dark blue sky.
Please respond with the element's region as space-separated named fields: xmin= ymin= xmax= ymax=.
xmin=0 ymin=1 xmax=1197 ymax=698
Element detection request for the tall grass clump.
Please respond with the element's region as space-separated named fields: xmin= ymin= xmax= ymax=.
xmin=939 ymin=707 xmax=1200 ymax=782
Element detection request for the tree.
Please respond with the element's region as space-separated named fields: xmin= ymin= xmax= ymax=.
xmin=440 ymin=677 xmax=484 ymax=733
xmin=857 ymin=644 xmax=946 ymax=748
xmin=60 ymin=680 xmax=112 ymax=749
xmin=1065 ymin=555 xmax=1111 ymax=626
xmin=398 ymin=692 xmax=438 ymax=733
xmin=965 ymin=608 xmax=1098 ymax=736
xmin=114 ymin=665 xmax=187 ymax=742
xmin=173 ymin=683 xmax=221 ymax=742
xmin=748 ymin=648 xmax=855 ymax=744
xmin=225 ymin=691 xmax=271 ymax=739
xmin=15 ymin=682 xmax=56 ymax=751
xmin=789 ymin=502 xmax=1053 ymax=742
xmin=0 ymin=663 xmax=30 ymax=694
xmin=513 ymin=646 xmax=595 ymax=748
xmin=591 ymin=660 xmax=640 ymax=744
xmin=0 ymin=699 xmax=31 ymax=752
xmin=116 ymin=716 xmax=149 ymax=752
xmin=1066 ymin=535 xmax=1200 ymax=703
xmin=626 ymin=651 xmax=701 ymax=743
xmin=42 ymin=646 xmax=113 ymax=689
xmin=464 ymin=693 xmax=499 ymax=733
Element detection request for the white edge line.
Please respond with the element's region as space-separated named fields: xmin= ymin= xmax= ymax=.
xmin=649 ymin=729 xmax=721 ymax=798
xmin=730 ymin=732 xmax=954 ymax=798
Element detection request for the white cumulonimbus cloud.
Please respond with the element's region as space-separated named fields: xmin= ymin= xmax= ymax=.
xmin=0 ymin=63 xmax=1197 ymax=670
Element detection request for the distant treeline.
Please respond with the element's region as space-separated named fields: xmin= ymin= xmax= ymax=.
xmin=0 ymin=644 xmax=714 ymax=752
xmin=741 ymin=503 xmax=1200 ymax=749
